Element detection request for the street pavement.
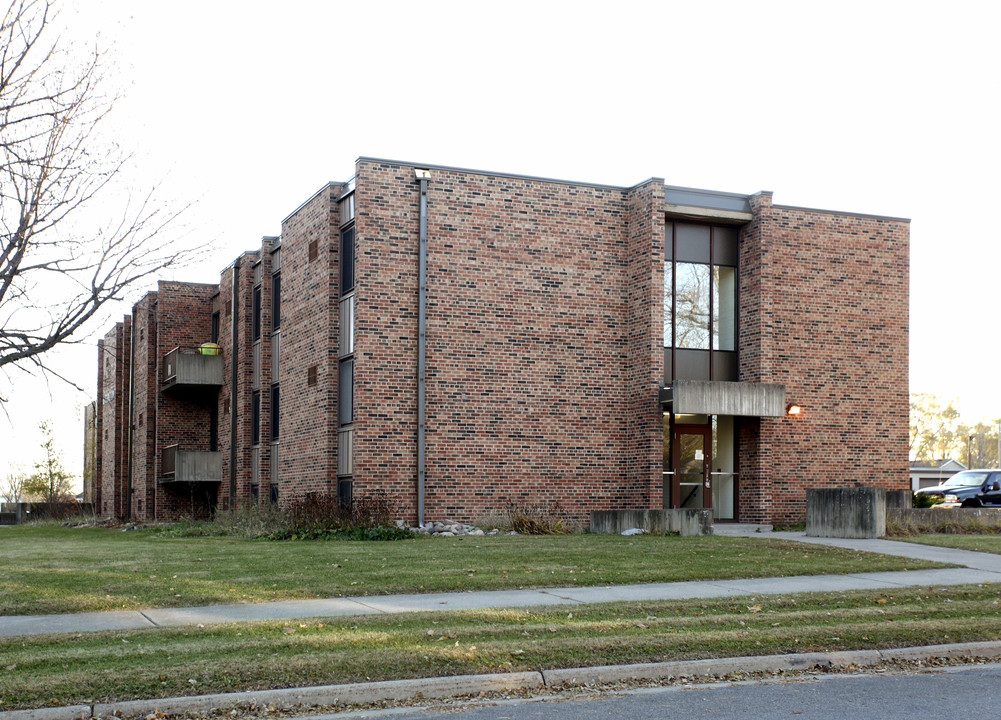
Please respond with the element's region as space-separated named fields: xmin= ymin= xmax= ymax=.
xmin=3 ymin=529 xmax=1001 ymax=637
xmin=362 ymin=662 xmax=1001 ymax=720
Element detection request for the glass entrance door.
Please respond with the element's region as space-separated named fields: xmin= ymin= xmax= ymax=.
xmin=673 ymin=426 xmax=711 ymax=510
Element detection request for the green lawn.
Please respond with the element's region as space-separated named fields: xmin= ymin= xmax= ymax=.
xmin=2 ymin=584 xmax=998 ymax=710
xmin=897 ymin=533 xmax=1001 ymax=554
xmin=0 ymin=525 xmax=950 ymax=616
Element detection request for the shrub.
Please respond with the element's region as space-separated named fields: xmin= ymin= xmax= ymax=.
xmin=156 ymin=501 xmax=287 ymax=538
xmin=267 ymin=491 xmax=409 ymax=541
xmin=912 ymin=492 xmax=938 ymax=509
xmin=505 ymin=500 xmax=577 ymax=535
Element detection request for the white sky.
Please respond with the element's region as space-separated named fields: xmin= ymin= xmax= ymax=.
xmin=3 ymin=0 xmax=1000 ymax=486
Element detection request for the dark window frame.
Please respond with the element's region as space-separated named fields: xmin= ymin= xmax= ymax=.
xmin=271 ymin=272 xmax=281 ymax=332
xmin=251 ymin=390 xmax=261 ymax=446
xmin=252 ymin=285 xmax=262 ymax=342
xmin=340 ymin=225 xmax=355 ymax=297
xmin=270 ymin=383 xmax=280 ymax=441
xmin=664 ymin=220 xmax=740 ymax=383
xmin=339 ymin=357 xmax=353 ymax=426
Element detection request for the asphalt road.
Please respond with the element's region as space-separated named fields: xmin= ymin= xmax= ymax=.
xmin=356 ymin=663 xmax=1001 ymax=720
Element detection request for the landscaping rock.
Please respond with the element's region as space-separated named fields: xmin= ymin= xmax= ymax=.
xmin=408 ymin=520 xmax=507 ymax=537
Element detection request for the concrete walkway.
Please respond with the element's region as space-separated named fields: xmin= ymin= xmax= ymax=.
xmin=4 ymin=531 xmax=1001 ymax=638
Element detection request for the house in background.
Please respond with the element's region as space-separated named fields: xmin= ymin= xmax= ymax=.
xmin=88 ymin=158 xmax=910 ymax=526
xmin=909 ymin=459 xmax=966 ymax=491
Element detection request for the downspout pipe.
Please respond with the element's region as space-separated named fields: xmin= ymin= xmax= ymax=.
xmin=416 ymin=170 xmax=430 ymax=527
xmin=229 ymin=258 xmax=240 ymax=509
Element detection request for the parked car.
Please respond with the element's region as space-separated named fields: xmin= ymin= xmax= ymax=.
xmin=914 ymin=470 xmax=1001 ymax=507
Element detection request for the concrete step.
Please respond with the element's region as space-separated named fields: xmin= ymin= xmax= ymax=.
xmin=712 ymin=523 xmax=773 ymax=535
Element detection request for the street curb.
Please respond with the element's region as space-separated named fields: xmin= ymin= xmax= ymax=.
xmin=0 ymin=707 xmax=91 ymax=720
xmin=542 ymin=641 xmax=1001 ymax=687
xmin=4 ymin=642 xmax=1001 ymax=720
xmin=91 ymin=671 xmax=543 ymax=718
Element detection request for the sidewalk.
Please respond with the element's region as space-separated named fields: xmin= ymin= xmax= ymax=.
xmin=4 ymin=532 xmax=1001 ymax=637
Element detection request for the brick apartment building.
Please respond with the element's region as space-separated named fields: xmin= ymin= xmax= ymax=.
xmin=86 ymin=157 xmax=910 ymax=525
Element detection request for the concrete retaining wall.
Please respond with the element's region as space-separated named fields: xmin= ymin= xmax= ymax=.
xmin=885 ymin=490 xmax=912 ymax=509
xmin=589 ymin=509 xmax=713 ymax=536
xmin=805 ymin=487 xmax=886 ymax=539
xmin=887 ymin=507 xmax=1001 ymax=535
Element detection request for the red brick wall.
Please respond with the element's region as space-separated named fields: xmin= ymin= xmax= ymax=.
xmin=129 ymin=293 xmax=157 ymax=520
xmin=624 ymin=180 xmax=666 ymax=509
xmin=215 ymin=252 xmax=265 ymax=511
xmin=98 ymin=318 xmax=130 ymax=520
xmin=153 ymin=282 xmax=219 ymax=519
xmin=737 ymin=194 xmax=909 ymax=522
xmin=353 ymin=160 xmax=657 ymax=523
xmin=277 ymin=189 xmax=342 ymax=500
xmin=91 ymin=161 xmax=909 ymax=528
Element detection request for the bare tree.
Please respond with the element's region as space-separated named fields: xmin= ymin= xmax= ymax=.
xmin=910 ymin=393 xmax=962 ymax=461
xmin=0 ymin=0 xmax=196 ymax=399
xmin=1 ymin=464 xmax=27 ymax=503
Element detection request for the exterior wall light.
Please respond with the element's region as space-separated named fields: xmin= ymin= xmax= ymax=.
xmin=786 ymin=404 xmax=802 ymax=416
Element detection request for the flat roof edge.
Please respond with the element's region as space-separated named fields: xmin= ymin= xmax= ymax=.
xmin=356 ymin=156 xmax=639 ymax=192
xmin=281 ymin=181 xmax=345 ymax=225
xmin=772 ymin=203 xmax=910 ymax=223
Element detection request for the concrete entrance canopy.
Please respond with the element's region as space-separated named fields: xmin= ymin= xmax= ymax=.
xmin=659 ymin=380 xmax=786 ymax=417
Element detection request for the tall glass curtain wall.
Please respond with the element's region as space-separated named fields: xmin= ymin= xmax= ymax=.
xmin=664 ymin=222 xmax=738 ymax=520
xmin=664 ymin=222 xmax=737 ymax=381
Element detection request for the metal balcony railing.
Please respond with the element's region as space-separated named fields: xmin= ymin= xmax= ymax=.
xmin=159 ymin=445 xmax=222 ymax=484
xmin=162 ymin=345 xmax=224 ymax=391
xmin=161 ymin=444 xmax=178 ymax=477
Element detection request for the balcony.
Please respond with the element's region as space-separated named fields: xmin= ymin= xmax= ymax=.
xmin=159 ymin=445 xmax=223 ymax=485
xmin=162 ymin=346 xmax=223 ymax=393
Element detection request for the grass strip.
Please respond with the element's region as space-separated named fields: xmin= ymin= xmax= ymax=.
xmin=2 ymin=583 xmax=999 ymax=710
xmin=897 ymin=533 xmax=1001 ymax=554
xmin=0 ymin=526 xmax=951 ymax=616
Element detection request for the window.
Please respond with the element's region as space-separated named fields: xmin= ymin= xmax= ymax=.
xmin=307 ymin=365 xmax=318 ymax=386
xmin=339 ymin=358 xmax=353 ymax=425
xmin=340 ymin=192 xmax=355 ymax=225
xmin=251 ymin=391 xmax=261 ymax=445
xmin=308 ymin=239 xmax=319 ymax=262
xmin=252 ymin=285 xmax=262 ymax=341
xmin=339 ymin=295 xmax=354 ymax=357
xmin=340 ymin=226 xmax=355 ymax=296
xmin=270 ymin=384 xmax=279 ymax=441
xmin=338 ymin=478 xmax=353 ymax=507
xmin=338 ymin=427 xmax=353 ymax=476
xmin=210 ymin=311 xmax=220 ymax=344
xmin=271 ymin=272 xmax=281 ymax=331
xmin=225 ymin=299 xmax=232 ymax=317
xmin=664 ymin=222 xmax=738 ymax=382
